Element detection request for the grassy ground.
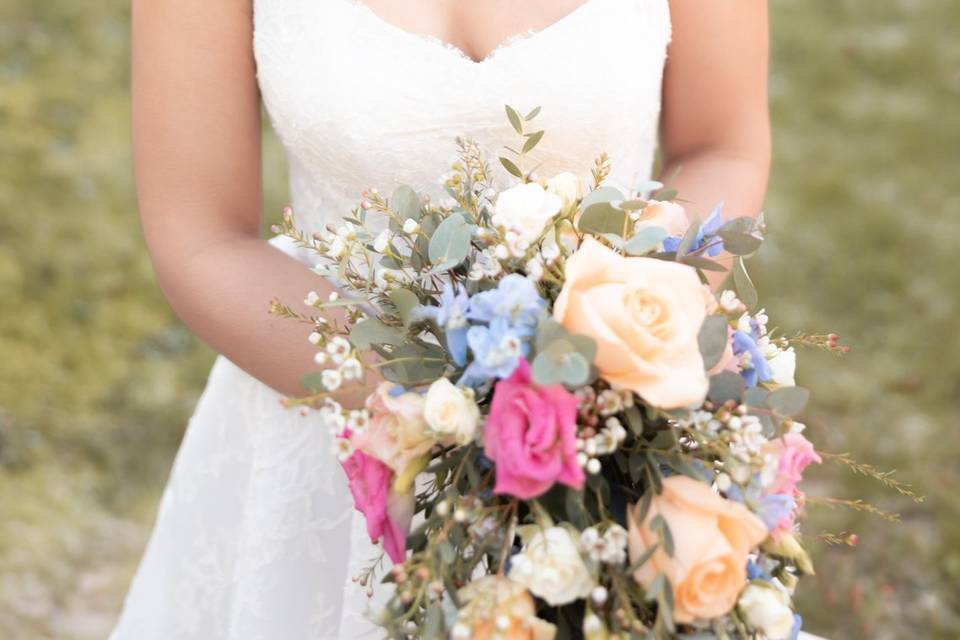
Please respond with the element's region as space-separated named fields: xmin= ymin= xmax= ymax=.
xmin=0 ymin=0 xmax=957 ymax=638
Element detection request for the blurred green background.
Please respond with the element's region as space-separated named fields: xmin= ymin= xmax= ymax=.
xmin=1 ymin=0 xmax=957 ymax=638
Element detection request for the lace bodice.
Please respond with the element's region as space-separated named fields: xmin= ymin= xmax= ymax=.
xmin=253 ymin=0 xmax=672 ymax=244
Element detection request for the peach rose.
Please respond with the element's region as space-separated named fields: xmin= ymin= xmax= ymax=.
xmin=553 ymin=237 xmax=709 ymax=408
xmin=627 ymin=476 xmax=768 ymax=623
xmin=454 ymin=576 xmax=557 ymax=640
xmin=634 ymin=200 xmax=690 ymax=236
xmin=354 ymin=382 xmax=434 ymax=480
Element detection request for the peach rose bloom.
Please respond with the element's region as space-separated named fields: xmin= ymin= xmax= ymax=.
xmin=554 ymin=237 xmax=709 ymax=408
xmin=627 ymin=476 xmax=768 ymax=623
xmin=353 ymin=382 xmax=434 ymax=478
xmin=634 ymin=200 xmax=690 ymax=237
xmin=457 ymin=576 xmax=557 ymax=640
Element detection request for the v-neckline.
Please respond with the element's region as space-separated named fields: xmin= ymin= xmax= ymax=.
xmin=343 ymin=0 xmax=608 ymax=67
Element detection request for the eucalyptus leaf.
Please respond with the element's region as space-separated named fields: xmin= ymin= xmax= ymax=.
xmin=349 ymin=318 xmax=403 ymax=350
xmin=427 ymin=214 xmax=474 ymax=267
xmin=522 ymin=130 xmax=544 ymax=153
xmin=698 ymin=315 xmax=731 ymax=370
xmin=387 ymin=288 xmax=420 ymax=326
xmin=732 ymin=257 xmax=758 ymax=309
xmin=624 ymin=226 xmax=669 ymax=255
xmin=579 ymin=186 xmax=624 ymax=210
xmin=619 ymin=198 xmax=648 ymax=211
xmin=676 ymin=218 xmax=701 ymax=257
xmin=707 ymin=371 xmax=745 ymax=404
xmin=654 ymin=187 xmax=678 ymax=201
xmin=299 ymin=371 xmax=326 ymax=394
xmin=681 ymin=255 xmax=728 ymax=272
xmin=524 ymin=105 xmax=541 ymax=120
xmin=743 ymin=387 xmax=770 ymax=407
xmin=499 ymin=156 xmax=523 ymax=178
xmin=579 ymin=201 xmax=627 ymax=236
xmin=390 ymin=184 xmax=421 ymax=221
xmin=635 ymin=179 xmax=664 ymax=194
xmin=719 ymin=216 xmax=756 ymax=234
xmin=765 ymin=386 xmax=811 ymax=416
xmin=505 ymin=104 xmax=523 ymax=134
xmin=532 ymin=339 xmax=590 ymax=387
xmin=718 ymin=230 xmax=762 ymax=255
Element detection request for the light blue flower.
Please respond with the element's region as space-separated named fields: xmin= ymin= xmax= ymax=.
xmin=459 ymin=316 xmax=528 ymax=386
xmin=466 ymin=274 xmax=545 ymax=335
xmin=733 ymin=330 xmax=774 ymax=388
xmin=758 ymin=494 xmax=796 ymax=531
xmin=415 ymin=283 xmax=470 ymax=366
xmin=662 ymin=202 xmax=726 ymax=257
xmin=790 ymin=614 xmax=803 ymax=640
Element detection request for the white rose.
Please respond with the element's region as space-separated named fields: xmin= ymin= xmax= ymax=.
xmin=492 ymin=182 xmax=562 ymax=243
xmin=423 ymin=378 xmax=479 ymax=445
xmin=738 ymin=583 xmax=795 ymax=640
xmin=545 ymin=171 xmax=583 ymax=209
xmin=508 ymin=526 xmax=593 ymax=606
xmin=767 ymin=346 xmax=797 ymax=386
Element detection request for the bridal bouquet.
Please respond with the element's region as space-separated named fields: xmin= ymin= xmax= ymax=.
xmin=270 ymin=106 xmax=851 ymax=639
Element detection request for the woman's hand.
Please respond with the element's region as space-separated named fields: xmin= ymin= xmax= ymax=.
xmin=661 ymin=0 xmax=771 ymax=290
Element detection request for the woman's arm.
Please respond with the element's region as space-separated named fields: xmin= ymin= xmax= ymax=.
xmin=132 ymin=0 xmax=344 ymax=398
xmin=660 ymin=0 xmax=771 ymax=288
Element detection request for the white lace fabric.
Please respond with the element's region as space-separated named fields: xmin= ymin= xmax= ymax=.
xmin=109 ymin=1 xmax=673 ymax=638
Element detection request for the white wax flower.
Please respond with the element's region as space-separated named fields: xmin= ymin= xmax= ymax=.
xmin=738 ymin=583 xmax=795 ymax=640
xmin=508 ymin=526 xmax=593 ymax=606
xmin=423 ymin=378 xmax=479 ymax=445
xmin=492 ymin=182 xmax=562 ymax=243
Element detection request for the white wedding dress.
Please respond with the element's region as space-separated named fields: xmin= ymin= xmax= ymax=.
xmin=109 ymin=1 xmax=817 ymax=639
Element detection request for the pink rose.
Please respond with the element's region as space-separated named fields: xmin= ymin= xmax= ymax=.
xmin=484 ymin=360 xmax=585 ymax=499
xmin=763 ymin=433 xmax=822 ymax=534
xmin=341 ymin=450 xmax=414 ymax=563
xmin=764 ymin=433 xmax=822 ymax=497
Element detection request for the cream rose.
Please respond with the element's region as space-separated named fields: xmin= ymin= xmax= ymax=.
xmin=627 ymin=476 xmax=768 ymax=623
xmin=508 ymin=526 xmax=594 ymax=606
xmin=544 ymin=171 xmax=583 ymax=210
xmin=738 ymin=583 xmax=796 ymax=639
xmin=423 ymin=378 xmax=480 ymax=445
xmin=553 ymin=237 xmax=709 ymax=408
xmin=354 ymin=382 xmax=433 ymax=479
xmin=767 ymin=345 xmax=797 ymax=387
xmin=492 ymin=182 xmax=563 ymax=243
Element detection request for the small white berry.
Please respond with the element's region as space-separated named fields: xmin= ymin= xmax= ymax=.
xmin=313 ymin=352 xmax=328 ymax=365
xmin=308 ymin=331 xmax=322 ymax=345
xmin=586 ymin=458 xmax=602 ymax=475
xmin=591 ymin=585 xmax=608 ymax=605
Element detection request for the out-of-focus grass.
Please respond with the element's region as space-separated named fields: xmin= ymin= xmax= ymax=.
xmin=0 ymin=0 xmax=956 ymax=638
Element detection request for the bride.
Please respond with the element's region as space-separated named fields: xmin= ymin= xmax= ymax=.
xmin=111 ymin=1 xmax=778 ymax=638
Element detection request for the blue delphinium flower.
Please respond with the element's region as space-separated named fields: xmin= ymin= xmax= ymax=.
xmin=733 ymin=330 xmax=774 ymax=388
xmin=790 ymin=614 xmax=803 ymax=640
xmin=662 ymin=202 xmax=726 ymax=257
xmin=758 ymin=494 xmax=796 ymax=531
xmin=459 ymin=316 xmax=528 ymax=386
xmin=466 ymin=274 xmax=545 ymax=335
xmin=415 ymin=283 xmax=470 ymax=366
xmin=747 ymin=559 xmax=774 ymax=582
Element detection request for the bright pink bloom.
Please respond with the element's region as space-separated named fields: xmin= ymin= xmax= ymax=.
xmin=763 ymin=432 xmax=822 ymax=535
xmin=484 ymin=359 xmax=585 ymax=499
xmin=341 ymin=450 xmax=414 ymax=563
xmin=765 ymin=432 xmax=822 ymax=497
